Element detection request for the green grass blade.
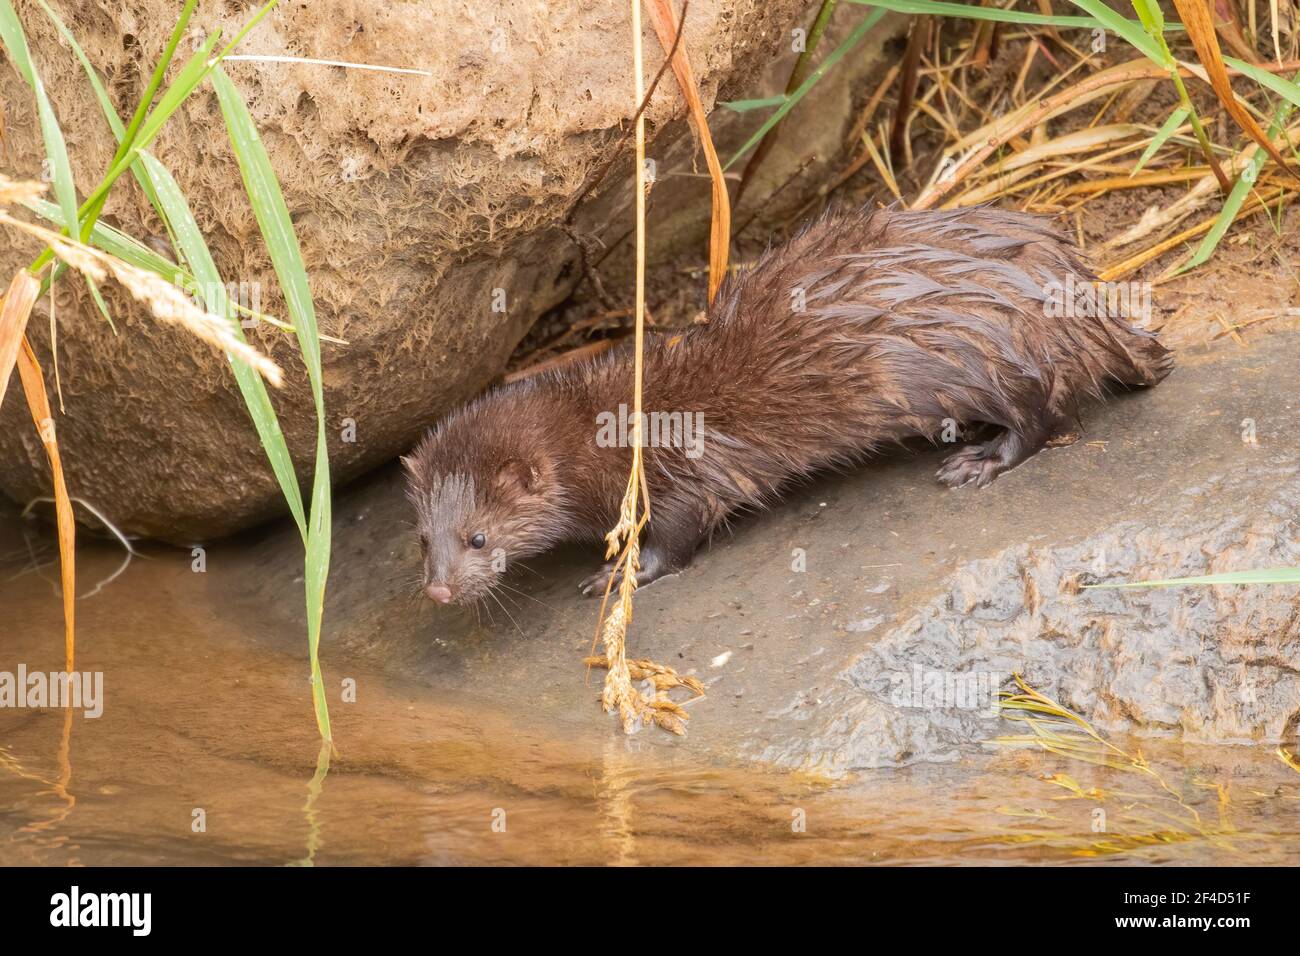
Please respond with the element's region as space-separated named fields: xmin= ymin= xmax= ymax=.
xmin=109 ymin=0 xmax=197 ymax=172
xmin=847 ymin=0 xmax=1186 ymax=34
xmin=11 ymin=0 xmax=325 ymax=743
xmin=725 ymin=7 xmax=887 ymax=170
xmin=34 ymin=0 xmax=300 ymax=520
xmin=64 ymin=0 xmax=197 ymax=247
xmin=1224 ymin=56 xmax=1300 ymax=109
xmin=1133 ymin=105 xmax=1189 ymax=174
xmin=1130 ymin=0 xmax=1165 ymax=36
xmin=35 ymin=0 xmax=119 ymax=133
xmin=1065 ymin=0 xmax=1167 ymax=63
xmin=24 ymin=2 xmax=282 ymax=303
xmin=0 ymin=0 xmax=80 ymax=266
xmin=846 ymin=0 xmax=1106 ymax=27
xmin=24 ymin=28 xmax=221 ymax=286
xmin=25 ymin=0 xmax=312 ymax=628
xmin=83 ymin=275 xmax=116 ymax=332
xmin=210 ymin=71 xmax=326 ymax=393
xmin=0 ymin=0 xmax=119 ymax=322
xmin=140 ymin=152 xmax=309 ymax=537
xmin=125 ymin=34 xmax=223 ymax=173
xmin=734 ymin=0 xmax=840 ymax=199
xmin=1087 ymin=567 xmax=1300 ymax=588
xmin=56 ymin=0 xmax=282 ymax=259
xmin=34 ymin=0 xmax=169 ymax=230
xmin=26 ymin=197 xmax=181 ymax=277
xmin=127 ymin=0 xmax=277 ymax=162
xmin=721 ymin=95 xmax=787 ymax=113
xmin=212 ymin=65 xmax=332 ymax=743
xmin=1179 ymin=76 xmax=1298 ymax=273
xmin=1181 ymin=175 xmax=1265 ymax=277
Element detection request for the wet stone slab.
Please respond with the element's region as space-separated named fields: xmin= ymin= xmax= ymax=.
xmin=228 ymin=332 xmax=1300 ymax=774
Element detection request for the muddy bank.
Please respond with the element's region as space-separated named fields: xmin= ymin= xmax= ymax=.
xmin=196 ymin=331 xmax=1300 ymax=775
xmin=4 ymin=502 xmax=1300 ymax=865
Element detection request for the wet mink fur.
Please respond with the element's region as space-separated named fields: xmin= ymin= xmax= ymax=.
xmin=405 ymin=204 xmax=1172 ymax=606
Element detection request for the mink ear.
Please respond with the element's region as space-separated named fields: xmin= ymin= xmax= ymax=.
xmin=495 ymin=457 xmax=542 ymax=495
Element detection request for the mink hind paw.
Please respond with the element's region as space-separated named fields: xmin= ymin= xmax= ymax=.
xmin=936 ymin=428 xmax=1044 ymax=488
xmin=936 ymin=445 xmax=1008 ymax=488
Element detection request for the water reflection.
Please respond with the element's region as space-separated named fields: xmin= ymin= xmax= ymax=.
xmin=289 ymin=740 xmax=332 ymax=867
xmin=1 ymin=706 xmax=77 ymax=865
xmin=2 ymin=531 xmax=1298 ymax=867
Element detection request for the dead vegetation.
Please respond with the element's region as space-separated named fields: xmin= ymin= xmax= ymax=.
xmin=992 ymin=675 xmax=1272 ymax=857
xmin=516 ymin=0 xmax=1300 ymax=381
xmin=584 ymin=0 xmax=719 ymax=735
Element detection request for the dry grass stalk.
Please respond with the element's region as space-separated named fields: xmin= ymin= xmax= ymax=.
xmin=912 ymin=57 xmax=1300 ymax=212
xmin=108 ymin=256 xmax=284 ymax=387
xmin=584 ymin=654 xmax=705 ymax=728
xmin=1173 ymin=0 xmax=1300 ymax=183
xmin=847 ymin=63 xmax=902 ymax=147
xmin=860 ymin=130 xmax=902 ymax=200
xmin=590 ymin=0 xmax=656 ymax=736
xmin=955 ymin=127 xmax=1216 ymax=208
xmin=993 ymin=675 xmax=1247 ymax=853
xmin=645 ymin=0 xmax=730 ymax=304
xmin=0 ymin=180 xmax=74 ymax=670
xmin=503 ymin=337 xmax=621 ymax=384
xmin=1052 ymin=166 xmax=1212 ymax=199
xmin=0 ymin=173 xmax=46 ymax=206
xmin=14 ymin=333 xmax=75 ymax=671
xmin=587 ymin=0 xmax=707 ymax=736
xmin=1099 ymin=186 xmax=1285 ymax=280
xmin=913 ymin=60 xmax=1166 ymax=210
xmin=1101 ymin=123 xmax=1300 ymax=251
xmin=0 ymin=269 xmax=38 ymax=408
xmin=0 ymin=208 xmax=283 ymax=387
xmin=734 ymin=0 xmax=838 ymax=207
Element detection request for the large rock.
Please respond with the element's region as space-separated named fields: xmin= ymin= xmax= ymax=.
xmin=0 ymin=0 xmax=905 ymax=541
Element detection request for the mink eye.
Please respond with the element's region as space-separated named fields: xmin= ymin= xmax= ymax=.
xmin=470 ymin=532 xmax=486 ymax=550
xmin=418 ymin=533 xmax=430 ymax=554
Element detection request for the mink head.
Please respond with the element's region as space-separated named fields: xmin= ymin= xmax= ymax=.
xmin=403 ymin=404 xmax=565 ymax=607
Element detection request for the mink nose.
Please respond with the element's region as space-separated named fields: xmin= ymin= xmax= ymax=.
xmin=425 ymin=583 xmax=453 ymax=604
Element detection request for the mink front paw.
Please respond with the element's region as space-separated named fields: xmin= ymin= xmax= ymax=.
xmin=579 ymin=562 xmax=623 ymax=597
xmin=579 ymin=550 xmax=686 ymax=597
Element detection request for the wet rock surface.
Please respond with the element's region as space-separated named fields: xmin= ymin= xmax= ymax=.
xmin=222 ymin=333 xmax=1300 ymax=774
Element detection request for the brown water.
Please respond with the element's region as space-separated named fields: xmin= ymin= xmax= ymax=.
xmin=4 ymin=519 xmax=1300 ymax=867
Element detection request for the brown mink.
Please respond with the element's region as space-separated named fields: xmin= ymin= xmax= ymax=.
xmin=404 ymin=205 xmax=1172 ymax=606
